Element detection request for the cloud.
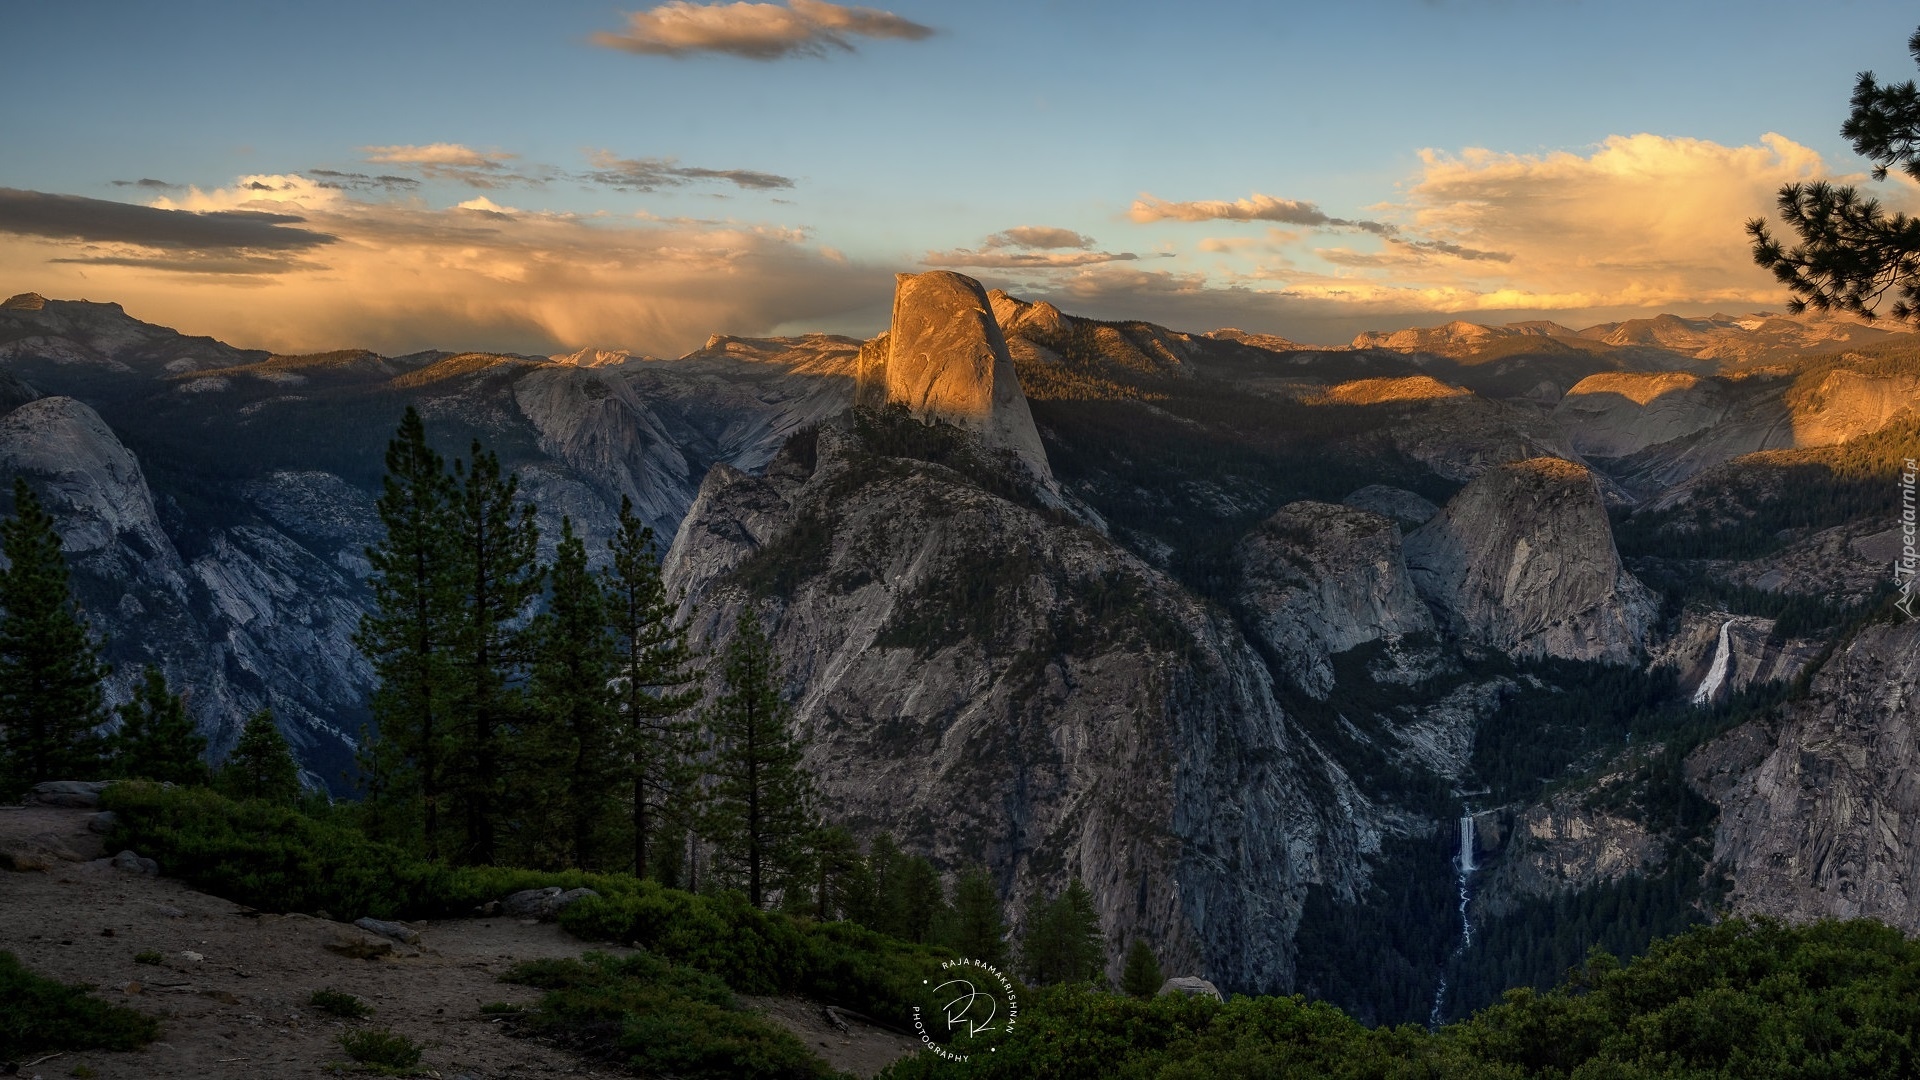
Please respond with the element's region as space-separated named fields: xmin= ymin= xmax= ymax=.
xmin=924 ymin=226 xmax=1142 ymax=269
xmin=581 ymin=150 xmax=795 ymax=192
xmin=0 ymin=188 xmax=336 ymax=273
xmin=0 ymin=175 xmax=889 ymax=355
xmin=308 ymin=169 xmax=422 ymax=192
xmin=110 ymin=178 xmax=179 ymax=190
xmin=591 ymin=0 xmax=933 ymax=60
xmin=1130 ymin=192 xmax=1394 ymax=235
xmin=360 ymin=143 xmax=548 ymax=188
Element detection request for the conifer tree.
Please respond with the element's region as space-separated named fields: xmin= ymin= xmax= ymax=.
xmin=527 ymin=517 xmax=619 ymax=869
xmin=0 ymin=477 xmax=110 ymax=795
xmin=1019 ymin=879 xmax=1108 ymax=986
xmin=355 ymin=407 xmax=459 ymax=857
xmin=703 ymin=607 xmax=816 ymax=907
xmin=810 ymin=825 xmax=863 ymax=921
xmin=847 ymin=832 xmax=906 ymax=935
xmin=218 ymin=708 xmax=301 ymax=804
xmin=605 ymin=496 xmax=702 ymax=878
xmin=446 ymin=442 xmax=541 ymax=866
xmin=945 ymin=868 xmax=1010 ymax=967
xmin=113 ymin=665 xmax=207 ymax=785
xmin=895 ymin=855 xmax=946 ymax=944
xmin=1121 ymin=938 xmax=1164 ymax=998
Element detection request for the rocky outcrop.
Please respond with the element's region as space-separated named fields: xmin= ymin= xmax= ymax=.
xmin=1552 ymin=372 xmax=1730 ymax=459
xmin=1233 ymin=501 xmax=1433 ymax=698
xmin=867 ymin=272 xmax=1053 ymax=486
xmin=1689 ymin=619 xmax=1920 ymax=929
xmin=1472 ymin=764 xmax=1667 ymax=922
xmin=1650 ymin=611 xmax=1825 ymax=702
xmin=665 ymin=411 xmax=1375 ymax=994
xmin=1404 ymin=457 xmax=1653 ymax=663
xmin=1341 ymin=485 xmax=1439 ymax=529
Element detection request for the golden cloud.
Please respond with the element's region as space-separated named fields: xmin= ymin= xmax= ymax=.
xmin=591 ymin=0 xmax=933 ymax=60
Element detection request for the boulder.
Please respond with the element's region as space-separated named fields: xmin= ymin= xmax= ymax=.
xmin=27 ymin=779 xmax=111 ymax=808
xmin=323 ymin=932 xmax=393 ymax=960
xmin=1157 ymin=976 xmax=1224 ymax=1001
xmin=501 ymin=886 xmax=598 ymax=920
xmin=353 ymin=917 xmax=421 ymax=946
xmin=111 ymin=849 xmax=159 ymax=875
xmin=87 ymin=810 xmax=119 ymax=833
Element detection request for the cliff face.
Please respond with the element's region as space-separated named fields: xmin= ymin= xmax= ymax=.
xmin=1232 ymin=501 xmax=1433 ymax=698
xmin=1689 ymin=619 xmax=1920 ymax=930
xmin=1404 ymin=458 xmax=1653 ymax=663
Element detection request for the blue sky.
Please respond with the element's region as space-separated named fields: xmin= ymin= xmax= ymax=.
xmin=3 ymin=0 xmax=1917 ymax=353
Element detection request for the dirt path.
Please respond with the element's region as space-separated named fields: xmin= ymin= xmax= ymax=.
xmin=0 ymin=805 xmax=919 ymax=1079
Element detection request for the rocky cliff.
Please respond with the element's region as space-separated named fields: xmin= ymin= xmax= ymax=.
xmin=1404 ymin=458 xmax=1654 ymax=663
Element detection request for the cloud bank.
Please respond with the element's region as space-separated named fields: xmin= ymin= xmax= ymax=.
xmin=924 ymin=225 xmax=1142 ymax=269
xmin=592 ymin=0 xmax=933 ymax=60
xmin=582 ymin=151 xmax=795 ymax=192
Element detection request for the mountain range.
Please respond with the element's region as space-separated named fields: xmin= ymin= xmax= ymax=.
xmin=1 ymin=278 xmax=1915 ymax=1024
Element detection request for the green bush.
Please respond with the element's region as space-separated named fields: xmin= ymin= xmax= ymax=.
xmin=132 ymin=950 xmax=163 ymax=966
xmin=337 ymin=1027 xmax=422 ymax=1073
xmin=309 ymin=987 xmax=374 ymax=1018
xmin=503 ymin=951 xmax=835 ymax=1080
xmin=0 ymin=950 xmax=161 ymax=1060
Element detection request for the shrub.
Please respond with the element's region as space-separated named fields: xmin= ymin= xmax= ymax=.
xmin=0 ymin=951 xmax=161 ymax=1059
xmin=337 ymin=1028 xmax=422 ymax=1073
xmin=309 ymin=988 xmax=374 ymax=1018
xmin=132 ymin=950 xmax=163 ymax=966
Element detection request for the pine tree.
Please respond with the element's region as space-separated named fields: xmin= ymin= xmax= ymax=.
xmin=605 ymin=496 xmax=702 ymax=878
xmin=810 ymin=825 xmax=863 ymax=921
xmin=526 ymin=517 xmax=619 ymax=869
xmin=944 ymin=868 xmax=1010 ymax=967
xmin=848 ymin=832 xmax=906 ymax=935
xmin=1019 ymin=879 xmax=1108 ymax=986
xmin=446 ymin=442 xmax=542 ymax=866
xmin=218 ymin=708 xmax=301 ymax=804
xmin=896 ymin=855 xmax=946 ymax=944
xmin=1121 ymin=938 xmax=1164 ymax=998
xmin=0 ymin=477 xmax=110 ymax=796
xmin=703 ymin=607 xmax=816 ymax=908
xmin=354 ymin=407 xmax=459 ymax=857
xmin=113 ymin=665 xmax=207 ymax=785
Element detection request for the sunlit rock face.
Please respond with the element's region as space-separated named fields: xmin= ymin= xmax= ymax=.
xmin=1404 ymin=457 xmax=1653 ymax=663
xmin=869 ymin=271 xmax=1053 ymax=486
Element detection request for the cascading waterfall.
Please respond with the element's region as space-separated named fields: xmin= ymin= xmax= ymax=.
xmin=1430 ymin=809 xmax=1478 ymax=1027
xmin=1691 ymin=619 xmax=1734 ymax=706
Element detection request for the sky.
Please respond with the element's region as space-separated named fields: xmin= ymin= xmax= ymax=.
xmin=3 ymin=0 xmax=1919 ymax=355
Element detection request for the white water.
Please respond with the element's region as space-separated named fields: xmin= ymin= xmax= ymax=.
xmin=1430 ymin=811 xmax=1478 ymax=1027
xmin=1692 ymin=619 xmax=1733 ymax=706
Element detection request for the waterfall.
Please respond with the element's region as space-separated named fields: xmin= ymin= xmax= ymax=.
xmin=1431 ymin=809 xmax=1478 ymax=1027
xmin=1692 ymin=619 xmax=1733 ymax=706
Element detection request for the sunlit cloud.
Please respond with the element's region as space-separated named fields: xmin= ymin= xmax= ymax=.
xmin=0 ymin=176 xmax=889 ymax=355
xmin=924 ymin=226 xmax=1142 ymax=269
xmin=1131 ymin=192 xmax=1394 ymax=234
xmin=359 ymin=143 xmax=550 ymax=188
xmin=591 ymin=0 xmax=933 ymax=60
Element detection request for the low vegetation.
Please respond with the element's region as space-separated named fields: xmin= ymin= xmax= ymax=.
xmin=336 ymin=1027 xmax=423 ymax=1074
xmin=0 ymin=950 xmax=160 ymax=1060
xmin=309 ymin=987 xmax=375 ymax=1019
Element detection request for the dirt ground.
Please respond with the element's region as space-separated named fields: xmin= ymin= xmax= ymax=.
xmin=0 ymin=804 xmax=920 ymax=1079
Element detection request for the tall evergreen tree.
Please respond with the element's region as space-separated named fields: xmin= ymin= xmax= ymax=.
xmin=446 ymin=442 xmax=541 ymax=866
xmin=113 ymin=665 xmax=207 ymax=785
xmin=810 ymin=824 xmax=863 ymax=921
xmin=703 ymin=607 xmax=816 ymax=907
xmin=944 ymin=868 xmax=1010 ymax=967
xmin=1019 ymin=879 xmax=1108 ymax=986
xmin=526 ymin=517 xmax=620 ymax=869
xmin=354 ymin=407 xmax=459 ymax=857
xmin=1121 ymin=938 xmax=1164 ymax=999
xmin=605 ymin=496 xmax=702 ymax=878
xmin=0 ymin=477 xmax=110 ymax=796
xmin=217 ymin=708 xmax=301 ymax=804
xmin=895 ymin=855 xmax=947 ymax=944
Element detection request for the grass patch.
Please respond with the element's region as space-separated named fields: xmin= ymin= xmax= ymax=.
xmin=0 ymin=951 xmax=160 ymax=1060
xmin=132 ymin=950 xmax=163 ymax=966
xmin=337 ymin=1028 xmax=423 ymax=1074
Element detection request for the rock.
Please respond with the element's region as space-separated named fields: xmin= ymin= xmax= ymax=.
xmin=26 ymin=779 xmax=111 ymax=808
xmin=1551 ymin=372 xmax=1728 ymax=459
xmin=111 ymin=850 xmax=159 ymax=875
xmin=864 ymin=271 xmax=1054 ymax=488
xmin=1341 ymin=485 xmax=1439 ymax=529
xmin=1233 ymin=501 xmax=1434 ymax=698
xmin=1157 ymin=976 xmax=1224 ymax=1001
xmin=1404 ymin=457 xmax=1653 ymax=663
xmin=87 ymin=810 xmax=119 ymax=833
xmin=501 ymin=886 xmax=598 ymax=920
xmin=352 ymin=917 xmax=421 ymax=945
xmin=151 ymin=904 xmax=186 ymax=918
xmin=323 ymin=932 xmax=394 ymax=960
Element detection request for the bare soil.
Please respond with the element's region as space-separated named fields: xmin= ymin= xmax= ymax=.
xmin=0 ymin=805 xmax=919 ymax=1079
